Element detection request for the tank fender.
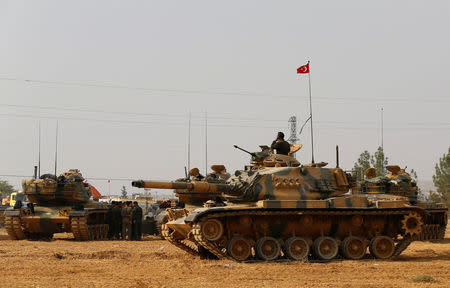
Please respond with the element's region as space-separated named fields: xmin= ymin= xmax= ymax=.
xmin=4 ymin=210 xmax=20 ymax=217
xmin=69 ymin=211 xmax=88 ymax=217
xmin=184 ymin=207 xmax=229 ymax=223
xmin=408 ymin=206 xmax=428 ymax=215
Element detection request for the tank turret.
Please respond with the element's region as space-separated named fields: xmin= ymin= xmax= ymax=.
xmin=22 ymin=169 xmax=92 ymax=205
xmin=359 ymin=165 xmax=419 ymax=203
xmin=132 ymin=164 xmax=352 ymax=203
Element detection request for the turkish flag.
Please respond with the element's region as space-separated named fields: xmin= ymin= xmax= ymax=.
xmin=297 ymin=63 xmax=309 ymax=74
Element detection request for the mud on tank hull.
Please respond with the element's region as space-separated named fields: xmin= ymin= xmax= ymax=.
xmin=162 ymin=196 xmax=448 ymax=262
xmin=4 ymin=203 xmax=108 ymax=241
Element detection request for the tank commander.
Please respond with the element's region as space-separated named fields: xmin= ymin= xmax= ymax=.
xmin=270 ymin=132 xmax=290 ymax=155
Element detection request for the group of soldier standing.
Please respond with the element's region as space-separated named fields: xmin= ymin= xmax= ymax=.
xmin=106 ymin=201 xmax=143 ymax=241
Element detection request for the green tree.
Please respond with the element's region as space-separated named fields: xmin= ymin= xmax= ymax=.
xmin=353 ymin=150 xmax=371 ymax=180
xmin=120 ymin=185 xmax=128 ymax=198
xmin=431 ymin=147 xmax=450 ymax=206
xmin=0 ymin=180 xmax=15 ymax=198
xmin=409 ymin=169 xmax=424 ymax=200
xmin=370 ymin=146 xmax=388 ymax=176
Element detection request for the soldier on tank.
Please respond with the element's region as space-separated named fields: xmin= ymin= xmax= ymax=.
xmin=207 ymin=165 xmax=231 ymax=182
xmin=121 ymin=201 xmax=133 ymax=240
xmin=270 ymin=132 xmax=290 ymax=155
xmin=189 ymin=168 xmax=205 ymax=181
xmin=132 ymin=201 xmax=143 ymax=240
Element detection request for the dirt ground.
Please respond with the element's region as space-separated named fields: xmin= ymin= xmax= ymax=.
xmin=0 ymin=227 xmax=449 ymax=288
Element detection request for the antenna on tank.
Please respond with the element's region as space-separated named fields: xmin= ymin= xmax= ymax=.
xmin=38 ymin=120 xmax=41 ymax=177
xmin=336 ymin=145 xmax=339 ymax=168
xmin=54 ymin=120 xmax=58 ymax=176
xmin=205 ymin=110 xmax=208 ymax=176
xmin=187 ymin=111 xmax=191 ymax=171
xmin=381 ymin=107 xmax=384 ymax=151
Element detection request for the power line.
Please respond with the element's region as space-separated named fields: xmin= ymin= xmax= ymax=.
xmin=0 ymin=112 xmax=286 ymax=129
xmin=1 ymin=103 xmax=449 ymax=126
xmin=0 ymin=111 xmax=447 ymax=130
xmin=1 ymin=77 xmax=448 ymax=103
xmin=0 ymin=103 xmax=289 ymax=123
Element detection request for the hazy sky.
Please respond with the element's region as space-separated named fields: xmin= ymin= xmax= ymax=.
xmin=1 ymin=0 xmax=449 ymax=196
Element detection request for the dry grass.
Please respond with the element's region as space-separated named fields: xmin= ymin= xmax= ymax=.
xmin=0 ymin=227 xmax=449 ymax=288
xmin=411 ymin=274 xmax=436 ymax=283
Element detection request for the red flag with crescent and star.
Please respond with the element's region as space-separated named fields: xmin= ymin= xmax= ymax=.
xmin=297 ymin=62 xmax=309 ymax=74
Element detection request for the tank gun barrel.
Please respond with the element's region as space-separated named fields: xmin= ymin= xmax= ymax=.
xmin=132 ymin=180 xmax=233 ymax=193
xmin=233 ymin=145 xmax=255 ymax=156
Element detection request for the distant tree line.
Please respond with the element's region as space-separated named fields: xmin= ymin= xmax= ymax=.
xmin=429 ymin=147 xmax=450 ymax=207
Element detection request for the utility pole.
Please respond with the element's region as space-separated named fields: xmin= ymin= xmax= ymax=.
xmin=381 ymin=107 xmax=384 ymax=151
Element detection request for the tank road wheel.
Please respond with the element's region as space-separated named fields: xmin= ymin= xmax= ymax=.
xmin=200 ymin=219 xmax=224 ymax=241
xmin=401 ymin=212 xmax=423 ymax=237
xmin=314 ymin=237 xmax=339 ymax=260
xmin=369 ymin=236 xmax=395 ymax=259
xmin=256 ymin=237 xmax=281 ymax=261
xmin=342 ymin=236 xmax=367 ymax=260
xmin=284 ymin=237 xmax=309 ymax=261
xmin=227 ymin=236 xmax=252 ymax=262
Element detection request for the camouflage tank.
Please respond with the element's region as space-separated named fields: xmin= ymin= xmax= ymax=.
xmin=359 ymin=166 xmax=448 ymax=240
xmin=132 ymin=145 xmax=448 ymax=262
xmin=4 ymin=169 xmax=108 ymax=240
xmin=151 ymin=166 xmax=229 ymax=237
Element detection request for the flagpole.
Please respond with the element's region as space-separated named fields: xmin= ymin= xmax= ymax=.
xmin=307 ymin=60 xmax=315 ymax=164
xmin=188 ymin=111 xmax=191 ymax=171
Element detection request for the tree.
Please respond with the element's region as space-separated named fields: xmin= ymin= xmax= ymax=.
xmin=0 ymin=180 xmax=15 ymax=198
xmin=353 ymin=150 xmax=371 ymax=180
xmin=409 ymin=168 xmax=424 ymax=200
xmin=120 ymin=185 xmax=128 ymax=198
xmin=353 ymin=147 xmax=389 ymax=180
xmin=431 ymin=147 xmax=450 ymax=206
xmin=370 ymin=146 xmax=388 ymax=176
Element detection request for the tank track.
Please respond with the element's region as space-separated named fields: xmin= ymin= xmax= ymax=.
xmin=161 ymin=224 xmax=200 ymax=256
xmin=417 ymin=224 xmax=446 ymax=241
xmin=190 ymin=208 xmax=446 ymax=261
xmin=4 ymin=216 xmax=25 ymax=240
xmin=392 ymin=235 xmax=413 ymax=257
xmin=71 ymin=216 xmax=108 ymax=241
xmin=192 ymin=223 xmax=231 ymax=260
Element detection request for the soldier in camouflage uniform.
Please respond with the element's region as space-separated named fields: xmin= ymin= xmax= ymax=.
xmin=132 ymin=201 xmax=143 ymax=240
xmin=121 ymin=201 xmax=132 ymax=240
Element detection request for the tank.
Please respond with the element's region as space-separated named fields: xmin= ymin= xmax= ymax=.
xmin=0 ymin=205 xmax=6 ymax=227
xmin=4 ymin=169 xmax=108 ymax=240
xmin=150 ymin=166 xmax=229 ymax=238
xmin=359 ymin=166 xmax=448 ymax=240
xmin=132 ymin=145 xmax=448 ymax=262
